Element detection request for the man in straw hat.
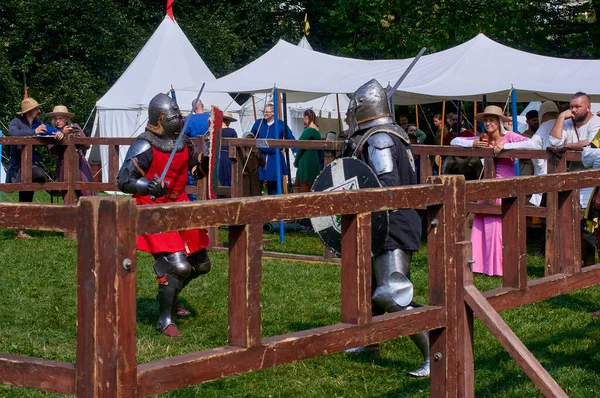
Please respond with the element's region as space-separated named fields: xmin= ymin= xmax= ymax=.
xmin=8 ymin=98 xmax=60 ymax=239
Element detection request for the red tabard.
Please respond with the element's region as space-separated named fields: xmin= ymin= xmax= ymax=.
xmin=134 ymin=146 xmax=209 ymax=255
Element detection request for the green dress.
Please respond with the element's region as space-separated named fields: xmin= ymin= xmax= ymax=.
xmin=294 ymin=126 xmax=322 ymax=186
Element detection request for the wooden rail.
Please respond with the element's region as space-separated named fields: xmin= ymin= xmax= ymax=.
xmin=1 ymin=162 xmax=599 ymax=396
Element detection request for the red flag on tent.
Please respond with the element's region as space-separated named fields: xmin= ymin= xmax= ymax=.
xmin=23 ymin=86 xmax=28 ymax=100
xmin=166 ymin=0 xmax=175 ymax=20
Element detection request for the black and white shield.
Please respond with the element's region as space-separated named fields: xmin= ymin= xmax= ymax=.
xmin=310 ymin=157 xmax=389 ymax=255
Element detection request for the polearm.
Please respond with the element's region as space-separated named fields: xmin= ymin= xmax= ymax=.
xmin=387 ymin=47 xmax=426 ymax=120
xmin=155 ymin=83 xmax=205 ymax=187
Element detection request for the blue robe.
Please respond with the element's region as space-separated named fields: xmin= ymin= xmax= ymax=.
xmin=250 ymin=118 xmax=295 ymax=181
xmin=184 ymin=113 xmax=210 ymax=138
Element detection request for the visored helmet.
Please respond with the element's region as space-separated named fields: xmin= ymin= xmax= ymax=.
xmin=146 ymin=93 xmax=183 ymax=138
xmin=346 ymin=79 xmax=394 ymax=137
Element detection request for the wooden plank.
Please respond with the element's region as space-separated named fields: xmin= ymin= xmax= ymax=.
xmin=138 ymin=184 xmax=446 ymax=235
xmin=458 ymin=242 xmax=475 ymax=398
xmin=545 ymin=155 xmax=561 ymax=276
xmin=21 ymin=144 xmax=33 ymax=184
xmin=0 ymin=203 xmax=77 ymax=232
xmin=0 ymin=354 xmax=75 ymax=395
xmin=501 ymin=196 xmax=527 ymax=289
xmin=228 ymin=223 xmax=263 ymax=347
xmin=108 ymin=144 xmax=120 ymax=183
xmin=63 ymin=136 xmax=77 ymax=205
xmin=0 ymin=182 xmax=69 ymax=192
xmin=76 ymin=197 xmax=139 ymax=397
xmin=465 ymin=202 xmax=547 ymax=218
xmin=558 ymin=189 xmax=581 ymax=274
xmin=484 ymin=264 xmax=600 ymax=313
xmin=340 ymin=213 xmax=371 ymax=325
xmin=464 ymin=285 xmax=568 ymax=397
xmin=231 ymin=147 xmax=243 ymax=198
xmin=137 ymin=306 xmax=445 ymax=396
xmin=226 ymin=138 xmax=341 ymax=151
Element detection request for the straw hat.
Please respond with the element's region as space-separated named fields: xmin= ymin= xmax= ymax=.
xmin=16 ymin=98 xmax=43 ymax=115
xmin=223 ymin=111 xmax=237 ymax=122
xmin=474 ymin=105 xmax=512 ymax=123
xmin=46 ymin=105 xmax=75 ymax=119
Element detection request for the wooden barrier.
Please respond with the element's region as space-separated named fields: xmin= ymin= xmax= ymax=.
xmin=2 ymin=160 xmax=600 ymax=395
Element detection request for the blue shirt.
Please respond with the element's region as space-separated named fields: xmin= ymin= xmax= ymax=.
xmin=250 ymin=118 xmax=295 ymax=181
xmin=184 ymin=113 xmax=210 ymax=138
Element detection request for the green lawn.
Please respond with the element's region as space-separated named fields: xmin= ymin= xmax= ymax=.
xmin=1 ymin=192 xmax=600 ymax=397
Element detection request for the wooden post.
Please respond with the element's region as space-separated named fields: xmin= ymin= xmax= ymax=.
xmin=228 ymin=223 xmax=263 ymax=347
xmin=501 ymin=195 xmax=527 ymax=289
xmin=545 ymin=152 xmax=567 ymax=275
xmin=340 ymin=213 xmax=372 ymax=325
xmin=21 ymin=143 xmax=33 ymax=184
xmin=108 ymin=144 xmax=120 ymax=183
xmin=231 ymin=146 xmax=243 ymax=198
xmin=76 ymin=197 xmax=138 ymax=397
xmin=64 ymin=135 xmax=77 ymax=205
xmin=558 ymin=188 xmax=582 ymax=274
xmin=427 ymin=175 xmax=466 ymax=397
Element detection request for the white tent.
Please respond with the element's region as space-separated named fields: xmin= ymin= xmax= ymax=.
xmin=208 ymin=34 xmax=600 ymax=105
xmin=91 ymin=15 xmax=241 ymax=182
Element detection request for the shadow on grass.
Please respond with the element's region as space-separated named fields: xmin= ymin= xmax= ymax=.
xmin=0 ymin=229 xmax=64 ymax=240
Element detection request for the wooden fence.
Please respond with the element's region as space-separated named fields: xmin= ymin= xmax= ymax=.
xmin=1 ymin=136 xmax=600 ymax=396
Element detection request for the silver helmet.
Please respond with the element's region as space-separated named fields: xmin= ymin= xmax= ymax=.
xmin=346 ymin=79 xmax=394 ymax=137
xmin=146 ymin=93 xmax=183 ymax=138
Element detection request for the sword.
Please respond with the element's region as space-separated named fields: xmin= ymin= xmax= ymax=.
xmin=151 ymin=83 xmax=205 ymax=199
xmin=387 ymin=47 xmax=426 ymax=120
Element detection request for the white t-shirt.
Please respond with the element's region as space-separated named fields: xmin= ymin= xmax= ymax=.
xmin=549 ymin=115 xmax=600 ymax=147
xmin=549 ymin=115 xmax=600 ymax=209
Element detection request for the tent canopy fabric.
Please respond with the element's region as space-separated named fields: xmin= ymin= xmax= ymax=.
xmin=91 ymin=15 xmax=240 ymax=182
xmin=96 ymin=15 xmax=239 ymax=112
xmin=208 ymin=34 xmax=600 ymax=105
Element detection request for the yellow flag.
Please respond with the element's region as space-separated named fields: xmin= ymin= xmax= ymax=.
xmin=304 ymin=13 xmax=310 ymax=36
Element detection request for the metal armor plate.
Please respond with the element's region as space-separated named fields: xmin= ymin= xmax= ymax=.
xmin=310 ymin=157 xmax=389 ymax=255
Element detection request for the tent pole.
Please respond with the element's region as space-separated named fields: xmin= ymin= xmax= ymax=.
xmin=511 ymin=89 xmax=520 ymax=176
xmin=273 ymin=87 xmax=285 ymax=242
xmin=336 ymin=94 xmax=343 ymax=135
xmin=457 ymin=100 xmax=462 ymax=135
xmin=415 ymin=104 xmax=419 ymax=129
xmin=282 ymin=92 xmax=292 ymax=194
xmin=473 ymin=101 xmax=477 ymax=134
xmin=252 ymin=95 xmax=257 ymax=121
xmin=438 ymin=101 xmax=446 ymax=175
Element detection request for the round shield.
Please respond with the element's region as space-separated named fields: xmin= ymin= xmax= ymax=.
xmin=310 ymin=157 xmax=389 ymax=255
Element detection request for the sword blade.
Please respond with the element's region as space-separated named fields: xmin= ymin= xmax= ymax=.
xmin=158 ymin=83 xmax=205 ymax=183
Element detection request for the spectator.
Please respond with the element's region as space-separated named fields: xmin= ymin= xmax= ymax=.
xmin=451 ymin=105 xmax=529 ymax=276
xmin=184 ymin=99 xmax=210 ymax=200
xmin=293 ymin=109 xmax=322 ymax=192
xmin=549 ymin=92 xmax=600 ymax=265
xmin=47 ymin=105 xmax=97 ymax=199
xmin=451 ymin=113 xmax=475 ymax=137
xmin=250 ymin=104 xmax=296 ymax=195
xmin=503 ymin=112 xmax=513 ymax=132
xmin=217 ymin=111 xmax=238 ymax=190
xmin=8 ymin=98 xmax=59 ymax=239
xmin=398 ymin=114 xmax=409 ymax=131
xmin=433 ymin=113 xmax=452 ymax=145
xmin=522 ymin=110 xmax=539 ymax=138
xmin=240 ymin=132 xmax=264 ymax=197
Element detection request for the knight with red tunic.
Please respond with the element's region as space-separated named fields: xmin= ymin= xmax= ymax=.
xmin=117 ymin=93 xmax=211 ymax=337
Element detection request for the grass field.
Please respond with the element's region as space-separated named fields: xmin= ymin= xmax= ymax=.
xmin=1 ymin=192 xmax=600 ymax=397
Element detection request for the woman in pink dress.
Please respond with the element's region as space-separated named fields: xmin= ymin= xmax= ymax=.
xmin=451 ymin=105 xmax=529 ymax=276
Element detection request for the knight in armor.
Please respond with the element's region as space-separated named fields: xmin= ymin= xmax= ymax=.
xmin=345 ymin=79 xmax=430 ymax=377
xmin=117 ymin=93 xmax=211 ymax=337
